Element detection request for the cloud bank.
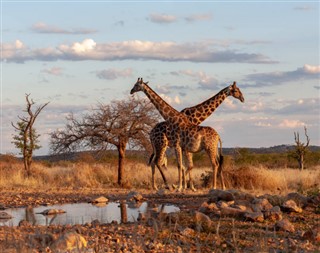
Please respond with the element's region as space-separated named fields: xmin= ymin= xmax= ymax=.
xmin=2 ymin=39 xmax=276 ymax=64
xmin=32 ymin=22 xmax=97 ymax=34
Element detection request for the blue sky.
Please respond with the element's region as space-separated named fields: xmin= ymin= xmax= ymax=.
xmin=1 ymin=1 xmax=319 ymax=156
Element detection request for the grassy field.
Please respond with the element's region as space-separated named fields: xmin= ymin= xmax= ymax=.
xmin=1 ymin=153 xmax=319 ymax=195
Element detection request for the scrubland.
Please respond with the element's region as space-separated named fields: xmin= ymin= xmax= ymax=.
xmin=0 ymin=152 xmax=319 ymax=195
xmin=0 ymin=152 xmax=319 ymax=252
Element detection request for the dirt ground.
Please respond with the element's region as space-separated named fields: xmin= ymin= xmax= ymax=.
xmin=0 ymin=187 xmax=319 ymax=252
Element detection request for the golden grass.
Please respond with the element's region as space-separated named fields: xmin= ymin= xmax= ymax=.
xmin=0 ymin=158 xmax=319 ymax=195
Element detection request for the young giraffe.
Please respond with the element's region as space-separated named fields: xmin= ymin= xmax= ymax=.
xmin=130 ymin=78 xmax=231 ymax=191
xmin=149 ymin=83 xmax=244 ymax=190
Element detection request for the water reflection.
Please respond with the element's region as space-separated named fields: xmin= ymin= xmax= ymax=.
xmin=1 ymin=201 xmax=179 ymax=227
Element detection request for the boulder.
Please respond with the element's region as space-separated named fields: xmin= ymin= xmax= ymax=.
xmin=244 ymin=211 xmax=264 ymax=222
xmin=37 ymin=209 xmax=66 ymax=215
xmin=127 ymin=191 xmax=144 ymax=202
xmin=0 ymin=211 xmax=12 ymax=219
xmin=275 ymin=219 xmax=295 ymax=233
xmin=251 ymin=198 xmax=273 ymax=212
xmin=50 ymin=231 xmax=87 ymax=252
xmin=281 ymin=199 xmax=303 ymax=213
xmin=194 ymin=211 xmax=212 ymax=230
xmin=264 ymin=206 xmax=283 ymax=221
xmin=91 ymin=196 xmax=109 ymax=204
xmin=209 ymin=189 xmax=234 ymax=202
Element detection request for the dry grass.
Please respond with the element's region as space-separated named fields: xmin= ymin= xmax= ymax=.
xmin=0 ymin=157 xmax=319 ymax=195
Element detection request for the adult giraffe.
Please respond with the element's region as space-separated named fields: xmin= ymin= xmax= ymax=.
xmin=130 ymin=78 xmax=240 ymax=191
xmin=149 ymin=82 xmax=244 ymax=190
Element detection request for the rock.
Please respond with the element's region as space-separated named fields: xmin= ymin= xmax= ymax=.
xmin=286 ymin=192 xmax=309 ymax=207
xmin=302 ymin=225 xmax=320 ymax=242
xmin=281 ymin=199 xmax=303 ymax=213
xmin=244 ymin=211 xmax=264 ymax=222
xmin=18 ymin=220 xmax=31 ymax=227
xmin=209 ymin=189 xmax=234 ymax=202
xmin=91 ymin=196 xmax=109 ymax=203
xmin=264 ymin=206 xmax=283 ymax=221
xmin=219 ymin=206 xmax=247 ymax=218
xmin=194 ymin=211 xmax=212 ymax=230
xmin=198 ymin=201 xmax=219 ymax=214
xmin=50 ymin=231 xmax=87 ymax=252
xmin=275 ymin=219 xmax=295 ymax=233
xmin=127 ymin=191 xmax=144 ymax=202
xmin=37 ymin=209 xmax=66 ymax=215
xmin=180 ymin=227 xmax=195 ymax=237
xmin=251 ymin=198 xmax=273 ymax=212
xmin=0 ymin=211 xmax=12 ymax=219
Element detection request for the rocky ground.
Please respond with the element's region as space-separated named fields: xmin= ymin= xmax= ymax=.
xmin=0 ymin=187 xmax=319 ymax=252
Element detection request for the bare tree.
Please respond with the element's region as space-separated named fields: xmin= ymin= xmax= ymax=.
xmin=50 ymin=96 xmax=159 ymax=186
xmin=12 ymin=94 xmax=49 ymax=177
xmin=292 ymin=126 xmax=310 ymax=170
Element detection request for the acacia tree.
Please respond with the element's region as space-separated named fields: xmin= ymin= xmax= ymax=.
xmin=50 ymin=96 xmax=159 ymax=186
xmin=12 ymin=94 xmax=49 ymax=177
xmin=292 ymin=126 xmax=310 ymax=170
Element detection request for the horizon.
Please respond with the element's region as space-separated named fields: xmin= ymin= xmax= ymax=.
xmin=1 ymin=1 xmax=319 ymax=156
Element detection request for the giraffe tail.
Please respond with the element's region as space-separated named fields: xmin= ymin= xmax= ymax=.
xmin=218 ymin=137 xmax=224 ymax=176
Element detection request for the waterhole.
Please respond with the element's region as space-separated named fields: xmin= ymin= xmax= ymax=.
xmin=1 ymin=201 xmax=179 ymax=227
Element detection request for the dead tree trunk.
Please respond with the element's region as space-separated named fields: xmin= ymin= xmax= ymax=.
xmin=117 ymin=140 xmax=127 ymax=186
xmin=293 ymin=126 xmax=310 ymax=170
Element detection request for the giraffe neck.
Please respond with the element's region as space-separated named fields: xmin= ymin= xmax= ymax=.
xmin=181 ymin=85 xmax=231 ymax=125
xmin=142 ymin=83 xmax=187 ymax=122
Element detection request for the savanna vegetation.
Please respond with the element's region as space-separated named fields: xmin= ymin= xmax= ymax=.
xmin=1 ymin=147 xmax=319 ymax=195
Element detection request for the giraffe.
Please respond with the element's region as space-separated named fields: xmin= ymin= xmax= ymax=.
xmin=149 ymin=82 xmax=244 ymax=190
xmin=130 ymin=78 xmax=233 ymax=191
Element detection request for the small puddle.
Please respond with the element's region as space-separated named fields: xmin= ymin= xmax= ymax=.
xmin=1 ymin=201 xmax=179 ymax=227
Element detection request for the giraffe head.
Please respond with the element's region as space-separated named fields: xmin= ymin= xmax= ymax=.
xmin=229 ymin=82 xmax=245 ymax=102
xmin=130 ymin=77 xmax=148 ymax=94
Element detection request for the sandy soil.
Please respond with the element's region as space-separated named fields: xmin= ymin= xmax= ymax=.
xmin=0 ymin=187 xmax=319 ymax=252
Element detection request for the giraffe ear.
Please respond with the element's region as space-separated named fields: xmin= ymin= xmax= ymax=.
xmin=232 ymin=81 xmax=237 ymax=88
xmin=145 ymin=81 xmax=149 ymax=85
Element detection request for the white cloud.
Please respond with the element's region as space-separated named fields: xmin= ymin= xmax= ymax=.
xmin=303 ymin=64 xmax=320 ymax=74
xmin=96 ymin=68 xmax=133 ymax=80
xmin=32 ymin=22 xmax=97 ymax=34
xmin=278 ymin=119 xmax=305 ymax=128
xmin=185 ymin=13 xmax=213 ymax=22
xmin=41 ymin=67 xmax=63 ymax=76
xmin=1 ymin=39 xmax=276 ymax=64
xmin=149 ymin=13 xmax=177 ymax=23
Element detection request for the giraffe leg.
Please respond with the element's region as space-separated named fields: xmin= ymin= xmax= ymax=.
xmin=174 ymin=146 xmax=184 ymax=192
xmin=218 ymin=155 xmax=226 ymax=190
xmin=207 ymin=149 xmax=218 ymax=189
xmin=154 ymin=146 xmax=170 ymax=190
xmin=185 ymin=152 xmax=196 ymax=191
xmin=150 ymin=161 xmax=158 ymax=190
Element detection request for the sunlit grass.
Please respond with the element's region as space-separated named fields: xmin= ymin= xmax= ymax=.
xmin=0 ymin=156 xmax=319 ymax=195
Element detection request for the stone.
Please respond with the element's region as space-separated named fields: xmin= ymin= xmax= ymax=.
xmin=91 ymin=196 xmax=108 ymax=203
xmin=302 ymin=225 xmax=320 ymax=242
xmin=209 ymin=189 xmax=234 ymax=202
xmin=275 ymin=219 xmax=295 ymax=233
xmin=0 ymin=211 xmax=12 ymax=219
xmin=50 ymin=231 xmax=87 ymax=252
xmin=244 ymin=211 xmax=264 ymax=222
xmin=219 ymin=206 xmax=247 ymax=218
xmin=127 ymin=191 xmax=144 ymax=202
xmin=281 ymin=199 xmax=303 ymax=213
xmin=180 ymin=227 xmax=195 ymax=237
xmin=194 ymin=211 xmax=212 ymax=230
xmin=286 ymin=192 xmax=309 ymax=207
xmin=198 ymin=201 xmax=219 ymax=214
xmin=264 ymin=206 xmax=283 ymax=221
xmin=38 ymin=209 xmax=66 ymax=215
xmin=251 ymin=198 xmax=273 ymax=212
